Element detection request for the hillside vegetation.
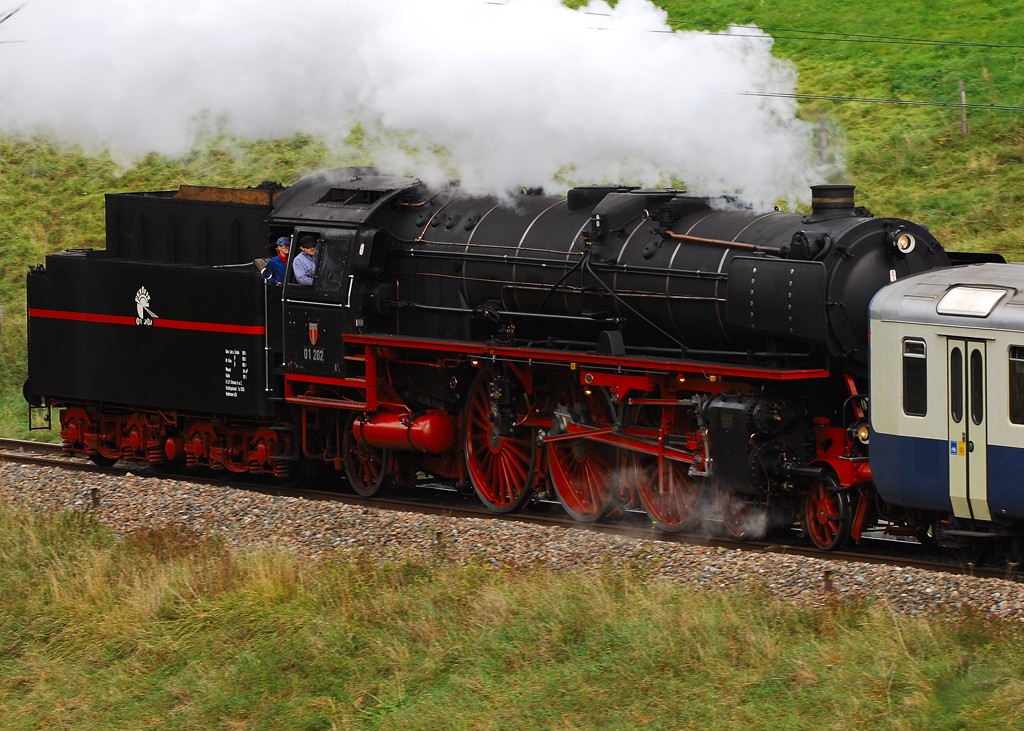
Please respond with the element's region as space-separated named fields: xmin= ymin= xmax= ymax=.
xmin=2 ymin=501 xmax=1024 ymax=729
xmin=2 ymin=0 xmax=1023 ymax=439
xmin=682 ymin=0 xmax=1024 ymax=257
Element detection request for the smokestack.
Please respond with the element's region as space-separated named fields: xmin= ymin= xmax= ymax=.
xmin=810 ymin=184 xmax=855 ymax=216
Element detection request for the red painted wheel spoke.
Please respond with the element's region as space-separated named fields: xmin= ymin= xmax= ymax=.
xmin=625 ymin=394 xmax=704 ymax=533
xmin=802 ymin=479 xmax=850 ymax=550
xmin=464 ymin=369 xmax=536 ymax=513
xmin=344 ymin=417 xmax=392 ymax=498
xmin=584 ymin=465 xmax=600 ymax=508
xmin=634 ymin=455 xmax=700 ymax=532
xmin=547 ymin=384 xmax=618 ymax=523
xmin=498 ymin=455 xmax=519 ymax=503
xmin=552 ymin=436 xmax=614 ymax=520
xmin=719 ymin=484 xmax=783 ymax=542
xmin=574 ymin=461 xmax=596 ymax=511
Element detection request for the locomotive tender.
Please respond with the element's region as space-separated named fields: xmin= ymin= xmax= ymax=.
xmin=22 ymin=166 xmax=1019 ymax=555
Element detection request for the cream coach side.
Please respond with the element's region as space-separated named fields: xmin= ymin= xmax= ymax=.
xmin=870 ymin=263 xmax=1024 ymax=548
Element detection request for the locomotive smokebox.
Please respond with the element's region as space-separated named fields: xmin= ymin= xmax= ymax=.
xmin=810 ymin=184 xmax=856 ymax=216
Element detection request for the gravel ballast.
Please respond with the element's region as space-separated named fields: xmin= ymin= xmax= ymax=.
xmin=2 ymin=462 xmax=1023 ymax=622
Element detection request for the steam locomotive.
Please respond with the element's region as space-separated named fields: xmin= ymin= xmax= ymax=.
xmin=22 ymin=167 xmax=1022 ymax=558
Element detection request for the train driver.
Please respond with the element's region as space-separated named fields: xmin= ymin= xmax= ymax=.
xmin=261 ymin=236 xmax=290 ymax=285
xmin=293 ymin=235 xmax=318 ymax=285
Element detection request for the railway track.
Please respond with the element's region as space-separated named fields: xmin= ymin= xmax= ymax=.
xmin=0 ymin=437 xmax=64 ymax=456
xmin=1 ymin=436 xmax=1018 ymax=584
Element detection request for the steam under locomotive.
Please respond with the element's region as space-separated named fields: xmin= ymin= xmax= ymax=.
xmin=22 ymin=167 xmax=1021 ymax=557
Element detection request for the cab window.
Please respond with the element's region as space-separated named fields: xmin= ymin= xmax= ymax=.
xmin=315 ymin=234 xmax=352 ymax=294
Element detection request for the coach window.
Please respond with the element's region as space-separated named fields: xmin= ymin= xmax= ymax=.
xmin=1011 ymin=347 xmax=1024 ymax=425
xmin=902 ymin=338 xmax=927 ymax=417
xmin=950 ymin=347 xmax=963 ymax=423
xmin=970 ymin=348 xmax=985 ymax=426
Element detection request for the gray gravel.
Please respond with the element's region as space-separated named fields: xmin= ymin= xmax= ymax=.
xmin=3 ymin=462 xmax=1023 ymax=622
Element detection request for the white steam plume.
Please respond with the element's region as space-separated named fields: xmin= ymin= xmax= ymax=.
xmin=0 ymin=0 xmax=840 ymax=208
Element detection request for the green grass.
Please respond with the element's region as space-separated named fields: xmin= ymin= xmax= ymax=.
xmin=2 ymin=500 xmax=1024 ymax=730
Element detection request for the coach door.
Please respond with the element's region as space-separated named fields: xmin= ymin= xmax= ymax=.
xmin=947 ymin=339 xmax=992 ymax=521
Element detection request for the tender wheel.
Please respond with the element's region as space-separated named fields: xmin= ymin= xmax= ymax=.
xmin=801 ymin=478 xmax=851 ymax=550
xmin=184 ymin=421 xmax=219 ymax=470
xmin=273 ymin=460 xmax=309 ymax=489
xmin=547 ymin=383 xmax=618 ymax=522
xmin=151 ymin=434 xmax=186 ymax=473
xmin=343 ymin=415 xmax=393 ymax=498
xmin=463 ymin=368 xmax=537 ymax=513
xmin=152 ymin=456 xmax=182 ymax=474
xmin=633 ymin=455 xmax=702 ymax=533
xmin=88 ymin=453 xmax=118 ymax=467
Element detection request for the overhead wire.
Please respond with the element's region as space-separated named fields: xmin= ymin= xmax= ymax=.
xmin=0 ymin=2 xmax=26 ymax=43
xmin=677 ymin=23 xmax=1024 ymax=50
xmin=567 ymin=9 xmax=1024 ymax=50
xmin=0 ymin=4 xmax=25 ymax=26
xmin=482 ymin=0 xmax=1019 ymax=50
xmin=745 ymin=92 xmax=1024 ymax=114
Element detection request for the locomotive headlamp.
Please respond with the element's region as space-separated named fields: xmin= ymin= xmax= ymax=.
xmin=889 ymin=228 xmax=916 ymax=255
xmin=855 ymin=423 xmax=870 ymax=445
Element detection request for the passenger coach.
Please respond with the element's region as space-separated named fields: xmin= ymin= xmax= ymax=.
xmin=870 ymin=263 xmax=1024 ymax=553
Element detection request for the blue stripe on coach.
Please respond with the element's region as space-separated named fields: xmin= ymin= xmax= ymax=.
xmin=987 ymin=444 xmax=1024 ymax=520
xmin=871 ymin=432 xmax=952 ymax=513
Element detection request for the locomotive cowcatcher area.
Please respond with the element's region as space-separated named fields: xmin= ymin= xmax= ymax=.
xmin=22 ymin=167 xmax=1024 ymax=562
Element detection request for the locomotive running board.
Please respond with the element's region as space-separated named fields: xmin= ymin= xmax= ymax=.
xmin=283 ymin=373 xmax=376 ymax=411
xmin=342 ymin=333 xmax=831 ymax=382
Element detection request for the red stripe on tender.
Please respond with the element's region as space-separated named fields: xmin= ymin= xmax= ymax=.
xmin=29 ymin=308 xmax=137 ymax=326
xmin=29 ymin=308 xmax=264 ymax=336
xmin=154 ymin=319 xmax=265 ymax=335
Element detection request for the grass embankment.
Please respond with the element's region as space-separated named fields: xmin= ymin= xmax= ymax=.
xmin=1 ymin=501 xmax=1023 ymax=729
